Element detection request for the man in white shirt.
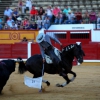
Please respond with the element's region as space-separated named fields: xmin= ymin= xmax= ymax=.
xmin=25 ymin=0 xmax=32 ymax=12
xmin=4 ymin=7 xmax=13 ymax=23
xmin=7 ymin=17 xmax=14 ymax=27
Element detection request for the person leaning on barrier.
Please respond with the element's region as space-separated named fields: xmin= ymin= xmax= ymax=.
xmin=36 ymin=32 xmax=62 ymax=64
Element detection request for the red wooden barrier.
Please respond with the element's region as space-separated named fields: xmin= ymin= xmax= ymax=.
xmin=0 ymin=42 xmax=100 ymax=60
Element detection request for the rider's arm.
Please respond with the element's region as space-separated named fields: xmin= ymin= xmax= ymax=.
xmin=39 ymin=44 xmax=45 ymax=58
xmin=47 ymin=34 xmax=62 ymax=45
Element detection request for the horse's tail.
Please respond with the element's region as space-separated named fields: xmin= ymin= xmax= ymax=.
xmin=17 ymin=57 xmax=27 ymax=74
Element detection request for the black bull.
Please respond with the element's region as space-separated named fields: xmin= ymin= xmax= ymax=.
xmin=0 ymin=59 xmax=22 ymax=94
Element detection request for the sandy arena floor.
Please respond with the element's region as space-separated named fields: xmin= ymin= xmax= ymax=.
xmin=0 ymin=65 xmax=100 ymax=100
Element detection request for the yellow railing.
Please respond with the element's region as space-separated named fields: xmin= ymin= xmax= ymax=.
xmin=0 ymin=30 xmax=39 ymax=44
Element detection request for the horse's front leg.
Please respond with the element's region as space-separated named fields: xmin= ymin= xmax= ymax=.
xmin=69 ymin=70 xmax=77 ymax=82
xmin=56 ymin=73 xmax=71 ymax=87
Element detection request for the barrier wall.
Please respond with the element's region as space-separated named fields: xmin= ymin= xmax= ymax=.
xmin=0 ymin=30 xmax=100 ymax=61
xmin=0 ymin=42 xmax=100 ymax=60
xmin=0 ymin=30 xmax=39 ymax=44
xmin=45 ymin=30 xmax=91 ymax=45
xmin=0 ymin=43 xmax=27 ymax=58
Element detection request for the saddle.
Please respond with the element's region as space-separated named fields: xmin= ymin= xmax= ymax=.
xmin=45 ymin=47 xmax=61 ymax=64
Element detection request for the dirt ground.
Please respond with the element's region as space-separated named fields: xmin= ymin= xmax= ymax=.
xmin=0 ymin=64 xmax=100 ymax=100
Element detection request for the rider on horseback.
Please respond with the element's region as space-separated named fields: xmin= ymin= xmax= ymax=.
xmin=36 ymin=30 xmax=62 ymax=65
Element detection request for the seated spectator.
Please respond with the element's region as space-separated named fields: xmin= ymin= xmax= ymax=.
xmin=22 ymin=17 xmax=29 ymax=29
xmin=4 ymin=7 xmax=13 ymax=23
xmin=30 ymin=21 xmax=37 ymax=30
xmin=45 ymin=6 xmax=53 ymax=23
xmin=3 ymin=23 xmax=10 ymax=30
xmin=63 ymin=6 xmax=71 ymax=16
xmin=97 ymin=12 xmax=100 ymax=24
xmin=11 ymin=22 xmax=18 ymax=30
xmin=42 ymin=16 xmax=50 ymax=29
xmin=36 ymin=16 xmax=42 ymax=29
xmin=24 ymin=22 xmax=31 ymax=30
xmin=7 ymin=17 xmax=14 ymax=27
xmin=74 ymin=10 xmax=82 ymax=24
xmin=16 ymin=17 xmax=22 ymax=29
xmin=65 ymin=11 xmax=75 ymax=24
xmin=38 ymin=7 xmax=45 ymax=19
xmin=54 ymin=12 xmax=64 ymax=24
xmin=29 ymin=5 xmax=38 ymax=21
xmin=0 ymin=22 xmax=3 ymax=30
xmin=25 ymin=0 xmax=32 ymax=12
xmin=12 ymin=8 xmax=19 ymax=21
xmin=21 ymin=37 xmax=28 ymax=42
xmin=97 ymin=15 xmax=100 ymax=29
xmin=89 ymin=9 xmax=97 ymax=24
xmin=82 ymin=10 xmax=90 ymax=24
xmin=18 ymin=0 xmax=23 ymax=13
xmin=0 ymin=18 xmax=2 ymax=23
xmin=52 ymin=6 xmax=61 ymax=22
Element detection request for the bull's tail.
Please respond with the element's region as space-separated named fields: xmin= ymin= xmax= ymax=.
xmin=17 ymin=57 xmax=27 ymax=74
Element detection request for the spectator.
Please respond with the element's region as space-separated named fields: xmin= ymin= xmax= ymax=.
xmin=25 ymin=0 xmax=32 ymax=12
xmin=42 ymin=16 xmax=50 ymax=29
xmin=12 ymin=8 xmax=19 ymax=21
xmin=30 ymin=21 xmax=37 ymax=30
xmin=0 ymin=18 xmax=2 ymax=23
xmin=65 ymin=11 xmax=75 ymax=24
xmin=11 ymin=22 xmax=18 ymax=30
xmin=24 ymin=22 xmax=31 ymax=30
xmin=3 ymin=23 xmax=10 ymax=30
xmin=29 ymin=5 xmax=38 ymax=21
xmin=18 ymin=0 xmax=23 ymax=13
xmin=45 ymin=6 xmax=53 ymax=23
xmin=38 ymin=7 xmax=45 ymax=19
xmin=97 ymin=12 xmax=100 ymax=24
xmin=21 ymin=37 xmax=28 ymax=42
xmin=97 ymin=12 xmax=100 ymax=29
xmin=22 ymin=17 xmax=29 ymax=29
xmin=16 ymin=17 xmax=22 ymax=29
xmin=0 ymin=22 xmax=3 ymax=30
xmin=36 ymin=16 xmax=42 ymax=29
xmin=54 ymin=12 xmax=64 ymax=24
xmin=74 ymin=10 xmax=82 ymax=24
xmin=4 ymin=7 xmax=13 ymax=23
xmin=52 ymin=6 xmax=61 ymax=18
xmin=7 ymin=17 xmax=14 ymax=28
xmin=89 ymin=9 xmax=97 ymax=24
xmin=63 ymin=6 xmax=71 ymax=16
xmin=83 ymin=11 xmax=90 ymax=24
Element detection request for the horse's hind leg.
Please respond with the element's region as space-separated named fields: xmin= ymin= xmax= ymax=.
xmin=69 ymin=70 xmax=76 ymax=82
xmin=42 ymin=79 xmax=50 ymax=86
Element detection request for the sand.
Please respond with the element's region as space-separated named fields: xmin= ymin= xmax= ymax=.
xmin=0 ymin=65 xmax=100 ymax=100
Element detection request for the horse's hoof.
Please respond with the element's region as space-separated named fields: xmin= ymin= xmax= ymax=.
xmin=46 ymin=81 xmax=50 ymax=86
xmin=56 ymin=84 xmax=63 ymax=87
xmin=39 ymin=89 xmax=42 ymax=93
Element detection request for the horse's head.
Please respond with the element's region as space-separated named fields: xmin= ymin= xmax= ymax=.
xmin=74 ymin=43 xmax=85 ymax=63
xmin=62 ymin=43 xmax=85 ymax=64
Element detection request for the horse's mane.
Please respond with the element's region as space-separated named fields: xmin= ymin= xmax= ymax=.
xmin=62 ymin=44 xmax=75 ymax=52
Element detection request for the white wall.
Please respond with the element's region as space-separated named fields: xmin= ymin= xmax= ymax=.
xmin=49 ymin=24 xmax=100 ymax=42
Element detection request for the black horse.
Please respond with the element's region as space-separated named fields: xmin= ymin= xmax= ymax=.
xmin=0 ymin=59 xmax=23 ymax=94
xmin=18 ymin=43 xmax=85 ymax=87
